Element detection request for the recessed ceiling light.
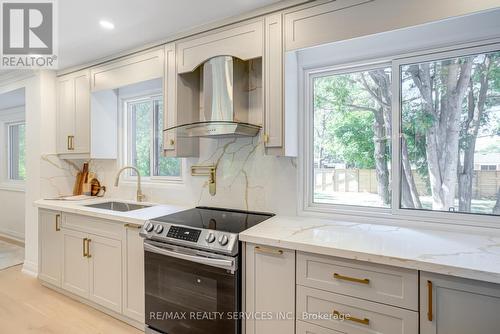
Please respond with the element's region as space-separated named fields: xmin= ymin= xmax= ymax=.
xmin=99 ymin=20 xmax=115 ymax=30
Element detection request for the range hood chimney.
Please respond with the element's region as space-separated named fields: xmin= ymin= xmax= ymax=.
xmin=165 ymin=56 xmax=261 ymax=138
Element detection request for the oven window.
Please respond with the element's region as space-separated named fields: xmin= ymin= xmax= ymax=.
xmin=145 ymin=249 xmax=239 ymax=334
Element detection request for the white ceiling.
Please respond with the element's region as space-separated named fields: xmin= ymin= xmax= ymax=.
xmin=0 ymin=88 xmax=25 ymax=111
xmin=58 ymin=0 xmax=282 ymax=70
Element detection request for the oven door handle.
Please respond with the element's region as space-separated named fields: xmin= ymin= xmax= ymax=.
xmin=144 ymin=242 xmax=237 ymax=272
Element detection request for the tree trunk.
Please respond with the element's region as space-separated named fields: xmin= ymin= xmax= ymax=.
xmin=458 ymin=56 xmax=491 ymax=212
xmin=408 ymin=59 xmax=473 ymax=211
xmin=401 ymin=137 xmax=423 ymax=208
xmin=373 ymin=108 xmax=390 ymax=205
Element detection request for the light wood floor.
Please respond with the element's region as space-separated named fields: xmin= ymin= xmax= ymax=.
xmin=0 ymin=265 xmax=143 ymax=334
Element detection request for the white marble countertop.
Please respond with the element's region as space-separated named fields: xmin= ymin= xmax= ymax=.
xmin=34 ymin=197 xmax=187 ymax=225
xmin=240 ymin=215 xmax=500 ymax=284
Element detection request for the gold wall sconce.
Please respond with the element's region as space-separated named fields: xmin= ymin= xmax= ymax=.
xmin=191 ymin=164 xmax=217 ymax=196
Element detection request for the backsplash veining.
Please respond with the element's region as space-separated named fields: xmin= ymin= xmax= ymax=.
xmin=40 ymin=136 xmax=298 ymax=215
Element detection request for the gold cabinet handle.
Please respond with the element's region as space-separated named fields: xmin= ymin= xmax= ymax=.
xmin=254 ymin=246 xmax=283 ymax=255
xmin=333 ymin=310 xmax=370 ymax=326
xmin=263 ymin=133 xmax=269 ymax=144
xmin=83 ymin=238 xmax=88 ymax=257
xmin=67 ymin=135 xmax=75 ymax=150
xmin=333 ymin=273 xmax=370 ymax=285
xmin=427 ymin=280 xmax=433 ymax=321
xmin=55 ymin=214 xmax=61 ymax=231
xmin=169 ymin=139 xmax=175 ymax=146
xmin=86 ymin=239 xmax=92 ymax=258
xmin=124 ymin=223 xmax=142 ymax=229
xmin=67 ymin=136 xmax=71 ymax=150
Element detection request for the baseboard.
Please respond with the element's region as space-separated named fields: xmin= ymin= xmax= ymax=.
xmin=21 ymin=260 xmax=38 ymax=277
xmin=0 ymin=231 xmax=25 ymax=246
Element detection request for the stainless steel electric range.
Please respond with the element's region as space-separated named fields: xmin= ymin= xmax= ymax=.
xmin=140 ymin=206 xmax=274 ymax=334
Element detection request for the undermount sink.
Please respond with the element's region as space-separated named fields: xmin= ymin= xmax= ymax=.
xmin=85 ymin=201 xmax=151 ymax=212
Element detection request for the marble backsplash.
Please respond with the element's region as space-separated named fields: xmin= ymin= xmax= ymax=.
xmin=40 ymin=136 xmax=298 ymax=215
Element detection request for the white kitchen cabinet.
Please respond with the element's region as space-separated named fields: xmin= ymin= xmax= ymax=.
xmin=163 ymin=42 xmax=198 ymax=158
xmin=122 ymin=223 xmax=145 ymax=323
xmin=283 ymin=0 xmax=500 ymax=51
xmin=245 ymin=243 xmax=295 ymax=334
xmin=296 ymin=321 xmax=343 ymax=334
xmin=264 ymin=14 xmax=284 ymax=151
xmin=176 ymin=20 xmax=263 ymax=74
xmin=38 ymin=210 xmax=63 ymax=287
xmin=420 ymin=272 xmax=500 ymax=334
xmin=61 ymin=228 xmax=89 ymax=298
xmin=60 ymin=222 xmax=123 ymax=313
xmin=90 ymin=48 xmax=164 ymax=92
xmin=56 ymin=69 xmax=90 ymax=155
xmin=88 ymin=234 xmax=123 ymax=313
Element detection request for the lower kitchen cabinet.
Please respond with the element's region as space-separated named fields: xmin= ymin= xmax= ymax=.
xmin=245 ymin=243 xmax=295 ymax=334
xmin=38 ymin=210 xmax=63 ymax=287
xmin=122 ymin=223 xmax=145 ymax=322
xmin=88 ymin=234 xmax=122 ymax=313
xmin=296 ymin=321 xmax=343 ymax=334
xmin=61 ymin=228 xmax=90 ymax=298
xmin=61 ymin=229 xmax=122 ymax=312
xmin=420 ymin=272 xmax=500 ymax=334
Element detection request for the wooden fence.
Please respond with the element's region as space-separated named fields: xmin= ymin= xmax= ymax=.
xmin=314 ymin=168 xmax=500 ymax=199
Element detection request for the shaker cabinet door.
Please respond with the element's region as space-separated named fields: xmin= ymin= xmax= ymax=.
xmin=61 ymin=228 xmax=89 ymax=298
xmin=38 ymin=210 xmax=63 ymax=287
xmin=420 ymin=272 xmax=500 ymax=334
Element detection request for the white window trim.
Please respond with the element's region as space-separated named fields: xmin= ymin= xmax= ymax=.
xmin=0 ymin=107 xmax=25 ymax=192
xmin=299 ymin=39 xmax=500 ymax=229
xmin=119 ymin=92 xmax=184 ymax=185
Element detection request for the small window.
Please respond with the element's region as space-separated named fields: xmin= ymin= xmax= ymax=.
xmin=400 ymin=50 xmax=500 ymax=216
xmin=7 ymin=122 xmax=26 ymax=181
xmin=125 ymin=96 xmax=181 ymax=179
xmin=312 ymin=66 xmax=392 ymax=208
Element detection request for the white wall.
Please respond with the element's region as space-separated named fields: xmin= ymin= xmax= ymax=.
xmin=0 ymin=105 xmax=26 ymax=241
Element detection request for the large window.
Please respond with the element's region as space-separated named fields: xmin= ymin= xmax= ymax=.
xmin=7 ymin=122 xmax=26 ymax=181
xmin=124 ymin=95 xmax=181 ymax=180
xmin=313 ymin=66 xmax=392 ymax=208
xmin=400 ymin=50 xmax=500 ymax=216
xmin=307 ymin=44 xmax=500 ymax=221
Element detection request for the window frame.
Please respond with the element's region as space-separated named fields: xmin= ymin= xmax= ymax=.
xmin=0 ymin=109 xmax=25 ymax=191
xmin=7 ymin=121 xmax=26 ymax=181
xmin=121 ymin=93 xmax=183 ymax=184
xmin=301 ymin=41 xmax=500 ymax=228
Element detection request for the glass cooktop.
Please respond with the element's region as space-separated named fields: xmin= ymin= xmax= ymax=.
xmin=151 ymin=206 xmax=274 ymax=234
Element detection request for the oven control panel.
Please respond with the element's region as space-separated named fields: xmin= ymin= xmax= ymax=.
xmin=140 ymin=221 xmax=239 ymax=256
xmin=166 ymin=226 xmax=201 ymax=242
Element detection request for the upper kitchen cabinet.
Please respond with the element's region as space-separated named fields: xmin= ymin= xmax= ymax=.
xmin=263 ymin=13 xmax=297 ymax=157
xmin=176 ymin=20 xmax=263 ymax=74
xmin=283 ymin=0 xmax=500 ymax=51
xmin=56 ymin=69 xmax=91 ymax=156
xmin=163 ymin=42 xmax=198 ymax=157
xmin=90 ymin=48 xmax=164 ymax=92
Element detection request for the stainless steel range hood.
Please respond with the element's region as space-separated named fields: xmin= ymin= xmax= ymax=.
xmin=165 ymin=56 xmax=261 ymax=138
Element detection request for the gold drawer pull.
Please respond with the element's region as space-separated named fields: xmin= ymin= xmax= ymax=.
xmin=83 ymin=238 xmax=88 ymax=257
xmin=124 ymin=223 xmax=142 ymax=229
xmin=333 ymin=310 xmax=370 ymax=326
xmin=427 ymin=280 xmax=433 ymax=321
xmin=55 ymin=214 xmax=61 ymax=231
xmin=334 ymin=273 xmax=370 ymax=285
xmin=255 ymin=246 xmax=283 ymax=255
xmin=86 ymin=239 xmax=92 ymax=258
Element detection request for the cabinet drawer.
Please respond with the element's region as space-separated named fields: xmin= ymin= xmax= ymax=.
xmin=297 ymin=252 xmax=418 ymax=310
xmin=62 ymin=213 xmax=122 ymax=240
xmin=177 ymin=20 xmax=263 ymax=73
xmin=297 ymin=285 xmax=418 ymax=334
xmin=297 ymin=321 xmax=343 ymax=334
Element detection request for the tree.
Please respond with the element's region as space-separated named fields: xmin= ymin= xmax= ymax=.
xmin=406 ymin=59 xmax=473 ymax=210
xmin=458 ymin=55 xmax=493 ymax=212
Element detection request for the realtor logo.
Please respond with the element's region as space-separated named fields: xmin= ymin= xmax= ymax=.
xmin=1 ymin=0 xmax=57 ymax=68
